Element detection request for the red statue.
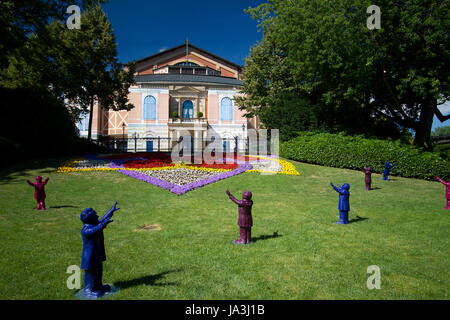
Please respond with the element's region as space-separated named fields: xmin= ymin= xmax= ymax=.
xmin=27 ymin=176 xmax=49 ymax=210
xmin=226 ymin=190 xmax=253 ymax=244
xmin=436 ymin=176 xmax=450 ymax=210
xmin=360 ymin=167 xmax=373 ymax=190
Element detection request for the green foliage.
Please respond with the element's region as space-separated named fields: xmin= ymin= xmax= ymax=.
xmin=280 ymin=131 xmax=450 ymax=180
xmin=257 ymin=93 xmax=319 ymax=141
xmin=0 ymin=87 xmax=103 ymax=167
xmin=240 ymin=0 xmax=450 ymax=148
xmin=432 ymin=125 xmax=450 ymax=136
xmin=172 ymin=111 xmax=179 ymax=118
xmin=433 ymin=144 xmax=450 ymax=161
xmin=0 ymin=2 xmax=135 ymax=140
xmin=44 ymin=5 xmax=136 ymax=139
xmin=197 ymin=111 xmax=203 ymax=118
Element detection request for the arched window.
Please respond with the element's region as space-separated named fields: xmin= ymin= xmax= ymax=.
xmin=143 ymin=95 xmax=156 ymax=120
xmin=174 ymin=61 xmax=199 ymax=67
xmin=220 ymin=97 xmax=233 ymax=121
xmin=182 ymin=100 xmax=193 ymax=119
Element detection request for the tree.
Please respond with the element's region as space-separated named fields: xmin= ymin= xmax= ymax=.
xmin=0 ymin=1 xmax=133 ymax=141
xmin=45 ymin=4 xmax=136 ymax=140
xmin=432 ymin=125 xmax=450 ymax=137
xmin=239 ymin=0 xmax=449 ymax=149
xmin=0 ymin=0 xmax=105 ymax=71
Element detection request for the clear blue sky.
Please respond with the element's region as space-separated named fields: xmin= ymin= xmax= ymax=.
xmin=102 ymin=0 xmax=264 ymax=66
xmin=101 ymin=0 xmax=448 ymax=131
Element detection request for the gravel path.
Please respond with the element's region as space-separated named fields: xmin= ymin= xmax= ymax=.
xmin=138 ymin=168 xmax=220 ymax=185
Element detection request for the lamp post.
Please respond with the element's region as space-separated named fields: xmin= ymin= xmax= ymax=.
xmin=122 ymin=122 xmax=125 ymax=152
xmin=242 ymin=124 xmax=245 ymax=153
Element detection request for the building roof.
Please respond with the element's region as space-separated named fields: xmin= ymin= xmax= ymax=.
xmin=134 ymin=41 xmax=243 ymax=71
xmin=135 ymin=74 xmax=243 ymax=86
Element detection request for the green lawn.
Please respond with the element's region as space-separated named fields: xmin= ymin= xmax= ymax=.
xmin=0 ymin=156 xmax=448 ymax=299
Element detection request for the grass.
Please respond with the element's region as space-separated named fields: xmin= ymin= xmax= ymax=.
xmin=0 ymin=156 xmax=448 ymax=299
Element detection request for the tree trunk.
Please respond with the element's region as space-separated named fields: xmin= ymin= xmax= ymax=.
xmin=413 ymin=100 xmax=435 ymax=151
xmin=87 ymin=97 xmax=94 ymax=141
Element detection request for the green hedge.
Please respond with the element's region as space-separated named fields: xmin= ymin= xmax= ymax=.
xmin=280 ymin=132 xmax=450 ymax=181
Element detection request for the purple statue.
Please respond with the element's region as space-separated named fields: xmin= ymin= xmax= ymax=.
xmin=226 ymin=190 xmax=253 ymax=244
xmin=26 ymin=176 xmax=49 ymax=210
xmin=383 ymin=161 xmax=396 ymax=181
xmin=79 ymin=202 xmax=119 ymax=298
xmin=330 ymin=182 xmax=350 ymax=224
xmin=436 ymin=176 xmax=450 ymax=210
xmin=360 ymin=167 xmax=372 ymax=190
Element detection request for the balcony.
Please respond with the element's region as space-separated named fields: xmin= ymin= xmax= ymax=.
xmin=168 ymin=117 xmax=207 ymax=124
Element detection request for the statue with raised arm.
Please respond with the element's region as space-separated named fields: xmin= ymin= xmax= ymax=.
xmin=382 ymin=161 xmax=396 ymax=181
xmin=360 ymin=167 xmax=373 ymax=190
xmin=26 ymin=176 xmax=49 ymax=210
xmin=330 ymin=182 xmax=350 ymax=224
xmin=226 ymin=190 xmax=253 ymax=244
xmin=79 ymin=202 xmax=119 ymax=298
xmin=436 ymin=176 xmax=450 ymax=210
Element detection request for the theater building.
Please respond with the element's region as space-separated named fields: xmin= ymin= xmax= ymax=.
xmin=78 ymin=41 xmax=258 ymax=152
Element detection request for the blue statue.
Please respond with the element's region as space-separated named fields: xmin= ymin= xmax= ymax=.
xmin=79 ymin=202 xmax=119 ymax=298
xmin=330 ymin=182 xmax=350 ymax=224
xmin=383 ymin=161 xmax=397 ymax=181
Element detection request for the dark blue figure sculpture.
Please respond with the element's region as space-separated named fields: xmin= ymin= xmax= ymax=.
xmin=79 ymin=202 xmax=119 ymax=299
xmin=330 ymin=182 xmax=350 ymax=224
xmin=383 ymin=161 xmax=396 ymax=181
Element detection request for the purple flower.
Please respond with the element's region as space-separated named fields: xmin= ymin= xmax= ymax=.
xmin=116 ymin=164 xmax=252 ymax=195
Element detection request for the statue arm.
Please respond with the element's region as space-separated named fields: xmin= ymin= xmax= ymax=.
xmin=436 ymin=176 xmax=449 ymax=186
xmin=82 ymin=223 xmax=105 ymax=236
xmin=330 ymin=182 xmax=339 ymax=193
xmin=100 ymin=202 xmax=119 ymax=222
xmin=26 ymin=180 xmax=35 ymax=187
xmin=44 ymin=177 xmax=49 ymax=185
xmin=227 ymin=191 xmax=242 ymax=205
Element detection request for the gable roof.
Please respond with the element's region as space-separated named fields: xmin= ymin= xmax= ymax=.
xmin=134 ymin=42 xmax=243 ymax=71
xmin=135 ymin=74 xmax=243 ymax=87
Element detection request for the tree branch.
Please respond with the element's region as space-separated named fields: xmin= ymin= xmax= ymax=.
xmin=434 ymin=106 xmax=450 ymax=122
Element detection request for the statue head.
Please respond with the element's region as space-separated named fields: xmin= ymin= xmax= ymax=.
xmin=35 ymin=176 xmax=42 ymax=182
xmin=80 ymin=208 xmax=99 ymax=224
xmin=342 ymin=183 xmax=350 ymax=191
xmin=367 ymin=166 xmax=372 ymax=171
xmin=243 ymin=190 xmax=252 ymax=200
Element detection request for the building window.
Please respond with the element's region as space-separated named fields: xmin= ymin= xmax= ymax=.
xmin=143 ymin=95 xmax=156 ymax=120
xmin=174 ymin=61 xmax=199 ymax=67
xmin=220 ymin=97 xmax=233 ymax=121
xmin=182 ymin=100 xmax=194 ymax=119
xmin=77 ymin=113 xmax=89 ymax=131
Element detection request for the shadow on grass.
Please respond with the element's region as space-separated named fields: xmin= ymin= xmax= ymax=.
xmin=369 ymin=187 xmax=381 ymax=191
xmin=252 ymin=232 xmax=282 ymax=243
xmin=48 ymin=205 xmax=78 ymax=209
xmin=114 ymin=269 xmax=181 ymax=289
xmin=0 ymin=157 xmax=68 ymax=185
xmin=348 ymin=216 xmax=368 ymax=224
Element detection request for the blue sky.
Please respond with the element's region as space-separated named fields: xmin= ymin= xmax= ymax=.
xmin=101 ymin=0 xmax=448 ymax=130
xmin=102 ymin=0 xmax=263 ymax=66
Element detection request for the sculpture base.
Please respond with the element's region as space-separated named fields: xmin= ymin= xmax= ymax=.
xmin=336 ymin=221 xmax=349 ymax=224
xmin=232 ymin=240 xmax=255 ymax=245
xmin=75 ymin=285 xmax=119 ymax=300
